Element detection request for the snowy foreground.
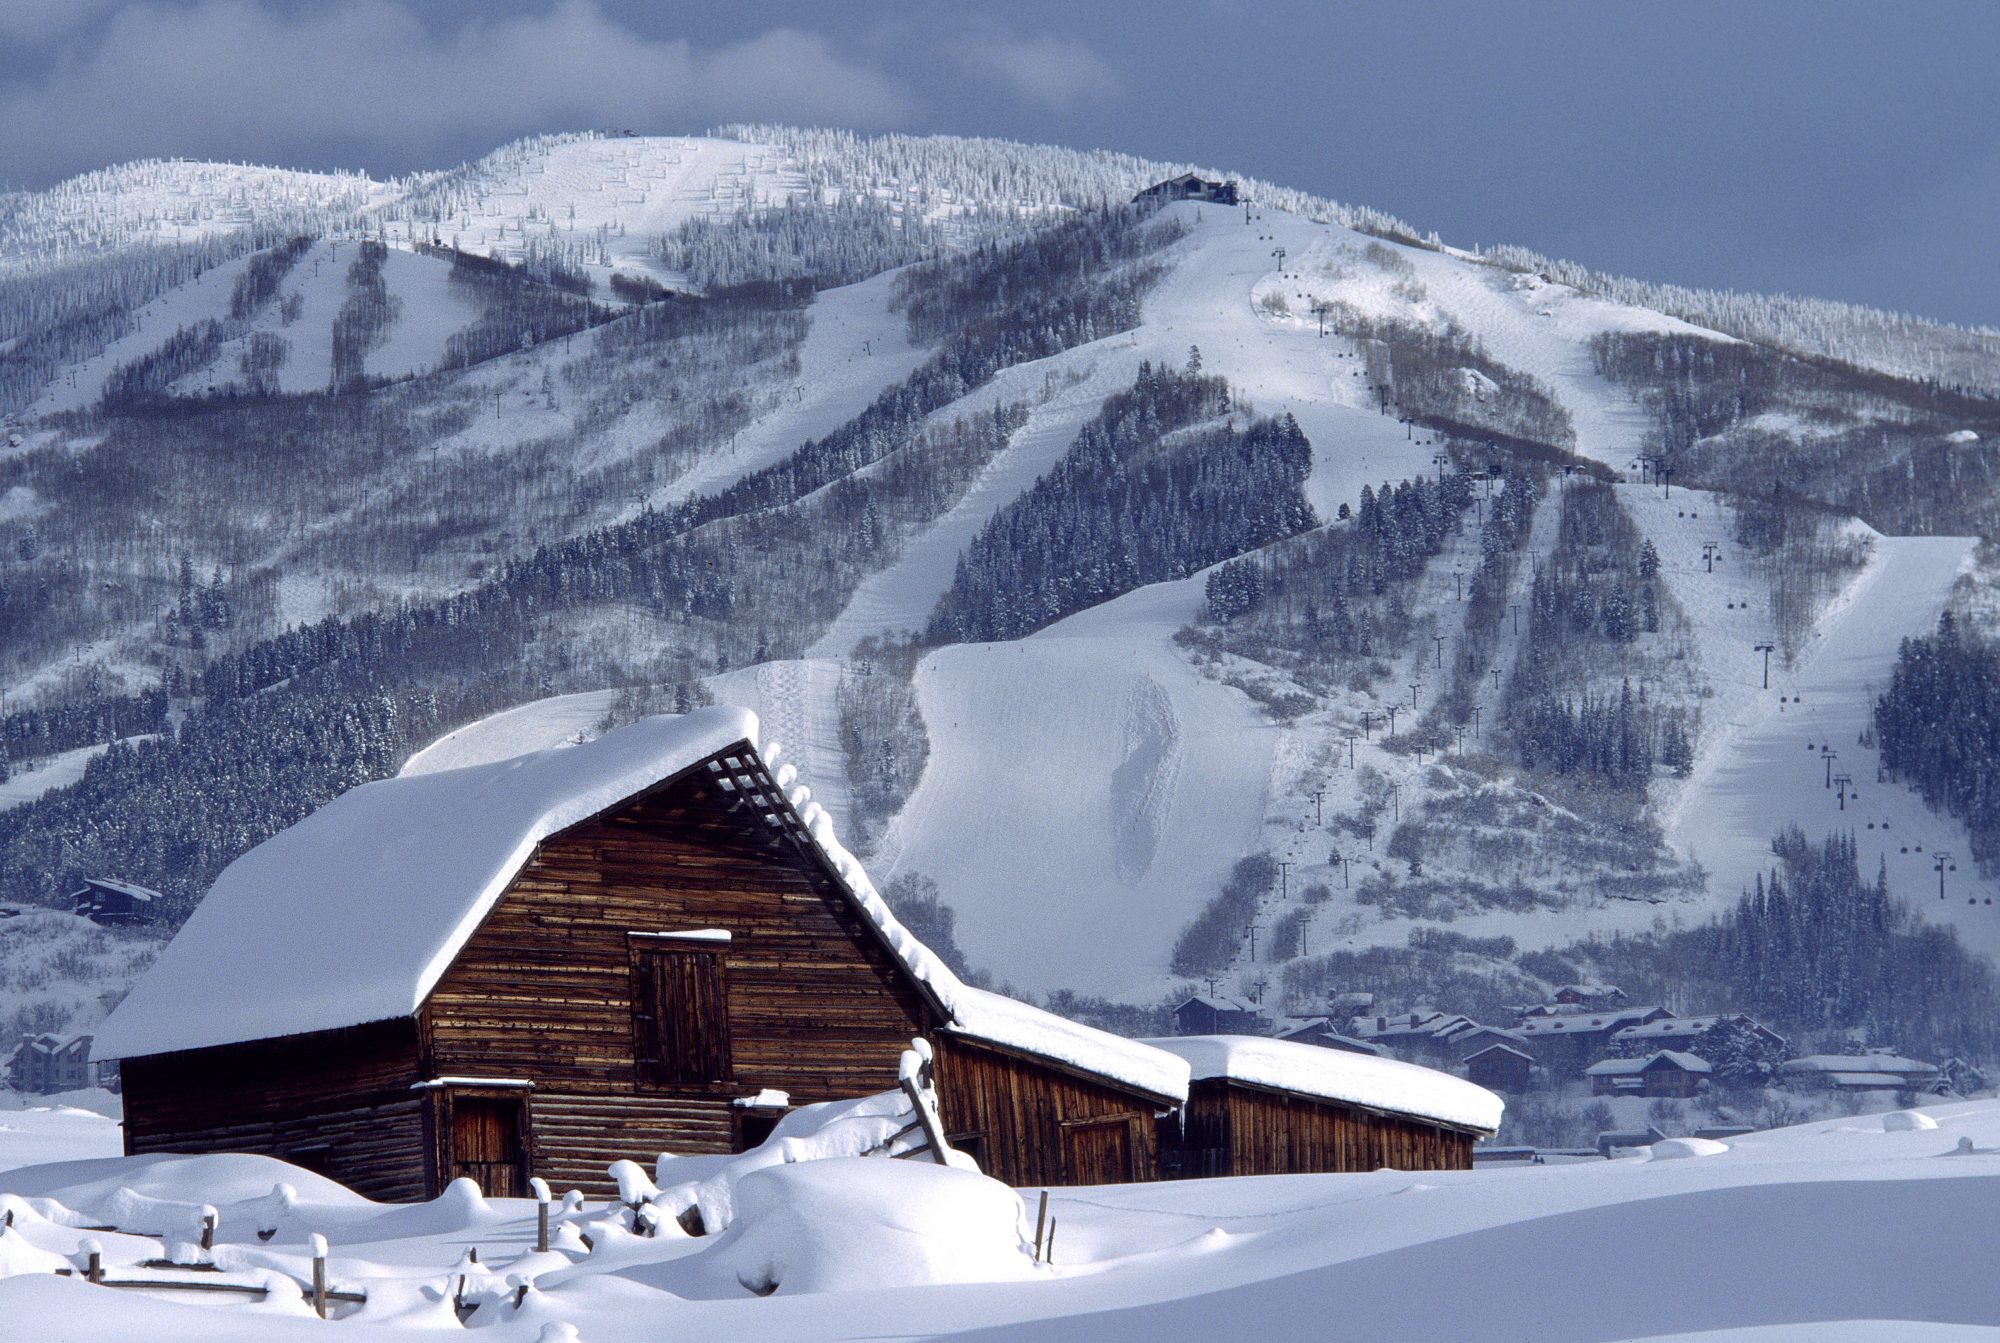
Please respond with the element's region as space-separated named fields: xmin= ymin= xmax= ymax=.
xmin=3 ymin=1102 xmax=2000 ymax=1341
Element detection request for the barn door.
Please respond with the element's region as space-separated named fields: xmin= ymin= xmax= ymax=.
xmin=633 ymin=949 xmax=731 ymax=1087
xmin=1061 ymin=1115 xmax=1138 ymax=1185
xmin=450 ymin=1096 xmax=528 ymax=1199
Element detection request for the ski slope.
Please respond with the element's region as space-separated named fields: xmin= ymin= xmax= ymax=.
xmin=1626 ymin=484 xmax=1992 ymax=951
xmin=646 ymin=265 xmax=927 ymax=513
xmin=854 ymin=202 xmax=1719 ymax=997
xmin=877 ymin=574 xmax=1279 ymax=997
xmin=378 ymin=135 xmax=808 ymax=284
xmin=0 ymin=741 xmax=116 ymax=812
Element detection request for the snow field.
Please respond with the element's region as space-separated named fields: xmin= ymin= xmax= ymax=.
xmin=6 ymin=1094 xmax=2000 ymax=1339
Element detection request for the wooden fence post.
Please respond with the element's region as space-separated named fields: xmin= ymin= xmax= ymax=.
xmin=83 ymin=1239 xmax=103 ymax=1285
xmin=309 ymin=1233 xmax=328 ymax=1319
xmin=199 ymin=1205 xmax=217 ymax=1252
xmin=530 ymin=1177 xmax=551 ymax=1254
xmin=1034 ymin=1191 xmax=1049 ymax=1262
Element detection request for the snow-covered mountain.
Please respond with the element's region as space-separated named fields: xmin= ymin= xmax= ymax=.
xmin=5 ymin=126 xmax=2000 ymax=1054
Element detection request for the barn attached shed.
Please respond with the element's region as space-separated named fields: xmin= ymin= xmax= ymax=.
xmin=96 ymin=709 xmax=1188 ymax=1200
xmin=1145 ymin=1035 xmax=1502 ymax=1178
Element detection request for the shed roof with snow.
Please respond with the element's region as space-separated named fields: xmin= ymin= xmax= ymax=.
xmin=95 ymin=708 xmax=1189 ymax=1104
xmin=1143 ymin=1034 xmax=1503 ymax=1134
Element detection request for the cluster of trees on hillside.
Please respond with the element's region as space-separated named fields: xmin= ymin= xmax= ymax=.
xmin=1593 ymin=330 xmax=2000 ymax=537
xmin=1 ymin=690 xmax=167 ymax=767
xmin=1189 ymin=468 xmax=1476 ymax=694
xmin=897 ymin=205 xmax=1183 ymax=345
xmin=721 ymin=124 xmax=1439 ymax=249
xmin=1513 ymin=680 xmax=1658 ymax=784
xmin=1541 ymin=825 xmax=2000 ymax=1061
xmin=1170 ymin=854 xmax=1278 ymax=978
xmin=228 ymin=236 xmax=313 ymax=319
xmin=331 ymin=241 xmax=395 ymax=391
xmin=1505 ymin=481 xmax=1691 ymax=785
xmin=434 ymin=245 xmax=613 ymax=370
xmin=0 ymin=675 xmax=504 ymax=918
xmin=929 ymin=364 xmax=1316 ymax=642
xmin=1876 ymin=613 xmax=2000 ymax=863
xmin=659 ymin=196 xmax=952 ymax=292
xmin=1511 ymin=246 xmax=2000 ymax=392
xmin=1331 ymin=313 xmax=1575 ymax=450
xmin=99 ymin=319 xmax=229 ymax=405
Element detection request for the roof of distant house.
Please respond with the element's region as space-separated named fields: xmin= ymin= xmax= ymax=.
xmin=73 ymin=877 xmax=160 ymax=902
xmin=1516 ymin=1008 xmax=1666 ymax=1037
xmin=1779 ymin=1054 xmax=1935 ymax=1076
xmin=1585 ymin=1050 xmax=1710 ymax=1077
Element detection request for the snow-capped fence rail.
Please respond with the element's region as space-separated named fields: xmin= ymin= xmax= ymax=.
xmin=47 ymin=1231 xmax=369 ymax=1317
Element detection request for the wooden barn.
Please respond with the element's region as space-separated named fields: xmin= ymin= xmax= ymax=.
xmin=1145 ymin=1035 xmax=1501 ymax=1179
xmin=95 ymin=709 xmax=1189 ymax=1201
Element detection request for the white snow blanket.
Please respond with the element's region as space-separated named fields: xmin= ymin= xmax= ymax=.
xmin=1144 ymin=1034 xmax=1501 ymax=1133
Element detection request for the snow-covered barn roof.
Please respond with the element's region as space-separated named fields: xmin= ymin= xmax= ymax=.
xmin=94 ymin=708 xmax=1190 ymax=1104
xmin=96 ymin=709 xmax=769 ymax=1059
xmin=951 ymin=987 xmax=1187 ymax=1103
xmin=1143 ymin=1034 xmax=1503 ymax=1134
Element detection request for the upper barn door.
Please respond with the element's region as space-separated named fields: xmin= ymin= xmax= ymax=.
xmin=1060 ymin=1114 xmax=1139 ymax=1185
xmin=633 ymin=949 xmax=732 ymax=1087
xmin=449 ymin=1095 xmax=529 ymax=1198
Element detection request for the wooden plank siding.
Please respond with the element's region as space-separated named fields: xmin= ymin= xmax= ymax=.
xmin=417 ymin=755 xmax=946 ymax=1196
xmin=1163 ymin=1078 xmax=1475 ymax=1179
xmin=121 ymin=1019 xmax=431 ymax=1202
xmin=930 ymin=1035 xmax=1166 ymax=1188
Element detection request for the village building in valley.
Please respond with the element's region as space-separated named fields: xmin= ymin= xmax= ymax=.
xmin=95 ymin=709 xmax=1499 ymax=1201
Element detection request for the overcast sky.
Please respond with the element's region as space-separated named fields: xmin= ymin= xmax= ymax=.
xmin=4 ymin=0 xmax=1996 ymax=327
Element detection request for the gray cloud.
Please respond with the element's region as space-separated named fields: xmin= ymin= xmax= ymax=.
xmin=951 ymin=32 xmax=1122 ymax=112
xmin=0 ymin=0 xmax=125 ymax=44
xmin=0 ymin=0 xmax=918 ymax=182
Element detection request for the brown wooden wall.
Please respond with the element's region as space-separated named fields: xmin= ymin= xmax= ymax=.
xmin=1164 ymin=1079 xmax=1475 ymax=1179
xmin=417 ymin=748 xmax=942 ymax=1196
xmin=931 ymin=1035 xmax=1166 ymax=1188
xmin=121 ymin=1020 xmax=431 ymax=1202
